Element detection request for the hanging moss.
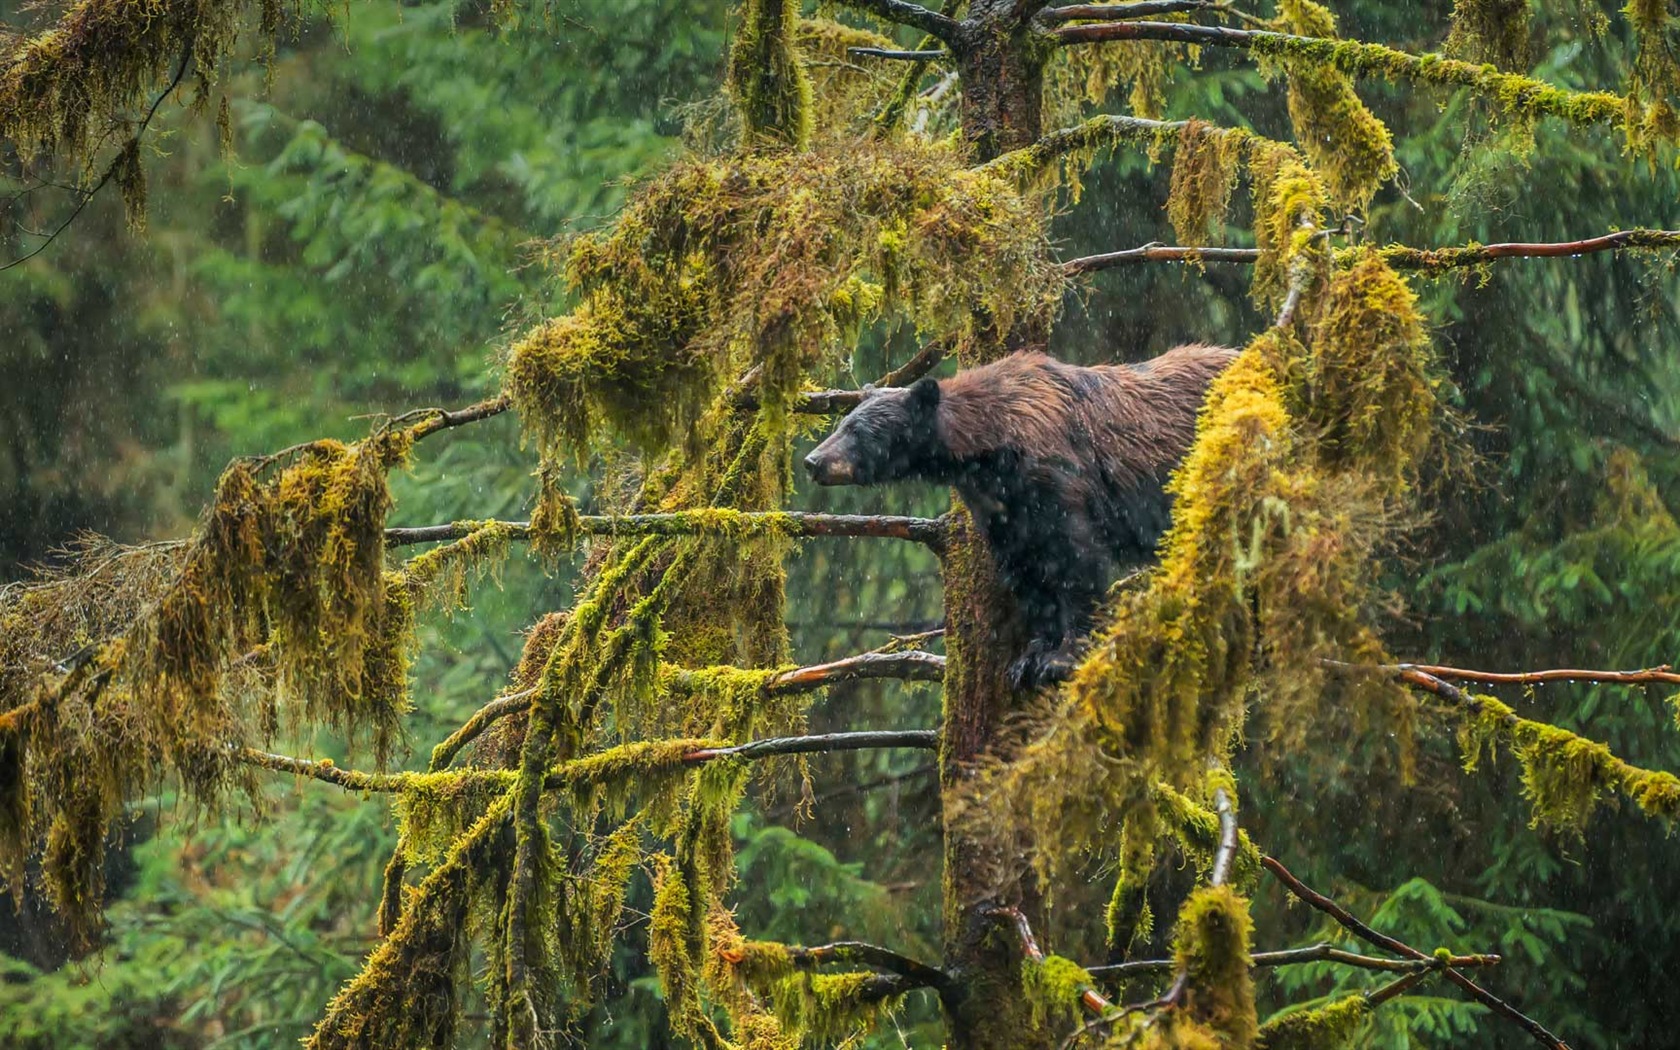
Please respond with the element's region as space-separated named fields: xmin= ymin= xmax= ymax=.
xmin=1456 ymin=690 xmax=1680 ymax=833
xmin=1166 ymin=120 xmax=1243 ymax=246
xmin=1445 ymin=0 xmax=1531 ymax=70
xmin=400 ymin=521 xmax=517 ymax=613
xmin=506 ymin=139 xmax=1059 ymax=468
xmin=529 ymin=463 xmax=582 ymax=564
xmin=1624 ymin=0 xmax=1680 ymax=147
xmin=1021 ymin=954 xmax=1095 ymax=1032
xmin=1172 ymin=885 xmax=1258 ymax=1049
xmin=1247 ymin=142 xmax=1330 ymax=312
xmin=1273 ymin=0 xmax=1398 ymax=209
xmin=727 ymin=0 xmax=814 ymax=149
xmin=1105 ymin=810 xmax=1158 ymax=960
xmin=1256 ymin=994 xmax=1371 ymax=1050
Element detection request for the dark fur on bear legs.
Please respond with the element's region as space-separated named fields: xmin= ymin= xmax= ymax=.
xmin=804 ymin=345 xmax=1235 ymax=689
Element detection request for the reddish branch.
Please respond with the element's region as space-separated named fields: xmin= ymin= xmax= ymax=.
xmin=1262 ymin=855 xmax=1572 ymax=1050
xmin=1038 ymin=0 xmax=1218 ymax=22
xmin=431 ymin=651 xmax=948 ymax=769
xmin=1063 ymin=231 xmax=1680 ymax=274
xmin=384 ymin=512 xmax=950 ymax=550
xmin=1391 ymin=662 xmax=1680 ymax=687
xmin=989 ymin=905 xmax=1117 ymax=1015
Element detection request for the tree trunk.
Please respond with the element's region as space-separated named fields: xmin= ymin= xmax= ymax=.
xmin=938 ymin=10 xmax=1052 ymax=1044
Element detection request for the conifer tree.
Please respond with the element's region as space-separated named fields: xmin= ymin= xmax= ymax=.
xmin=2 ymin=1 xmax=1679 ymax=1048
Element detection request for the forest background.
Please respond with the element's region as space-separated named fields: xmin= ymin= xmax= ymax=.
xmin=1 ymin=0 xmax=1678 ymax=1047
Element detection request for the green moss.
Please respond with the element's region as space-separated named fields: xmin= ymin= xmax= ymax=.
xmin=1173 ymin=885 xmax=1258 ymax=1049
xmin=1445 ymin=0 xmax=1530 ymax=70
xmin=1021 ymin=954 xmax=1095 ymax=1031
xmin=1256 ymin=994 xmax=1371 ymax=1050
xmin=727 ymin=0 xmax=814 ymax=149
xmin=1275 ymin=0 xmax=1397 ymax=209
xmin=1167 ymin=120 xmax=1243 ymax=246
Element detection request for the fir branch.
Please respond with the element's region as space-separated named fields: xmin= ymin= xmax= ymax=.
xmin=385 ymin=511 xmax=950 ymax=549
xmin=1050 ymin=21 xmax=1626 ymax=135
xmin=1261 ymin=855 xmax=1573 ymax=1050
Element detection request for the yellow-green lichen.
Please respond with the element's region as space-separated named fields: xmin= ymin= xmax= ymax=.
xmin=727 ymin=0 xmax=814 ymax=150
xmin=1256 ymin=993 xmax=1371 ymax=1050
xmin=1166 ymin=120 xmax=1243 ymax=246
xmin=1021 ymin=954 xmax=1095 ymax=1032
xmin=1173 ymin=885 xmax=1258 ymax=1049
xmin=1274 ymin=0 xmax=1398 ymax=209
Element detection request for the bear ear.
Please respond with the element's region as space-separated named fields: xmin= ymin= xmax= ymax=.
xmin=909 ymin=377 xmax=941 ymax=410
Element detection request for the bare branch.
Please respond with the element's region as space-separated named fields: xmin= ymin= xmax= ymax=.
xmin=681 ymin=729 xmax=938 ymax=762
xmin=735 ymin=339 xmax=950 ymax=414
xmin=1388 ymin=662 xmax=1680 ymax=687
xmin=989 ymin=905 xmax=1117 ymax=1015
xmin=1209 ymin=786 xmax=1238 ymax=886
xmin=1039 ymin=0 xmax=1218 ymax=22
xmin=1088 ymin=942 xmax=1500 ymax=984
xmin=1050 ymin=21 xmax=1623 ymax=134
xmin=400 ymin=395 xmax=513 ymax=440
xmin=384 ymin=511 xmax=950 ymax=550
xmin=834 ymin=0 xmax=962 ymax=42
xmin=849 ymin=46 xmax=948 ymax=60
xmin=1065 ymin=244 xmax=1262 ymax=271
xmin=1262 ymin=855 xmax=1573 ymax=1050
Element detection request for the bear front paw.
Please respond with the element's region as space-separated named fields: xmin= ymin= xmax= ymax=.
xmin=1007 ymin=641 xmax=1077 ymax=691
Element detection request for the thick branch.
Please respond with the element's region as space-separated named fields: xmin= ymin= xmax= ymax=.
xmin=1089 ymin=942 xmax=1499 ymax=983
xmin=1051 ymin=21 xmax=1624 ymax=133
xmin=1064 ymin=230 xmax=1680 ymax=274
xmin=1262 ymin=855 xmax=1572 ymax=1050
xmin=834 ymin=0 xmax=962 ymax=41
xmin=1039 ymin=0 xmax=1218 ymax=22
xmin=385 ymin=511 xmax=950 ymax=550
xmin=786 ymin=941 xmax=953 ymax=990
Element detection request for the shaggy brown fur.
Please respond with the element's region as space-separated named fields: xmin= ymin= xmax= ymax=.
xmin=805 ymin=344 xmax=1236 ymax=687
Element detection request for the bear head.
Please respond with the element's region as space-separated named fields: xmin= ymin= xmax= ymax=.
xmin=803 ymin=377 xmax=946 ymax=486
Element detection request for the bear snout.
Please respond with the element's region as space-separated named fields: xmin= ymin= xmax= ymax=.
xmin=803 ymin=450 xmax=854 ymax=485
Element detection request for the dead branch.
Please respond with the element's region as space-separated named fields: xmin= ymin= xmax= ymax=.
xmin=849 ymin=46 xmax=947 ymax=60
xmin=1262 ymin=855 xmax=1572 ymax=1050
xmin=1088 ymin=942 xmax=1499 ymax=984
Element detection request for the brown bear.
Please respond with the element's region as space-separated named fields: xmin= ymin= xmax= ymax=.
xmin=804 ymin=344 xmax=1236 ymax=688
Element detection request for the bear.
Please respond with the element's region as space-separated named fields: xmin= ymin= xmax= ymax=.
xmin=803 ymin=344 xmax=1237 ymax=688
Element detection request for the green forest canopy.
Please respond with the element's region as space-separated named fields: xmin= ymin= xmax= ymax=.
xmin=1 ymin=0 xmax=1679 ymax=1047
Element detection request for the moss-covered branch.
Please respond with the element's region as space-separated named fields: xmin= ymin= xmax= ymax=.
xmin=1050 ymin=21 xmax=1635 ymax=139
xmin=243 ymin=730 xmax=939 ymax=794
xmin=781 ymin=940 xmax=953 ymax=990
xmin=1397 ymin=667 xmax=1680 ymax=830
xmin=981 ymin=113 xmax=1188 ymax=179
xmin=1064 ymin=229 xmax=1680 ymax=275
xmin=385 ymin=511 xmax=950 ymax=550
xmin=1039 ymin=0 xmax=1221 ymax=22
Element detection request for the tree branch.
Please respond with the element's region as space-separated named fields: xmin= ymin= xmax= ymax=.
xmin=785 ymin=941 xmax=953 ymax=990
xmin=849 ymin=46 xmax=948 ymax=60
xmin=384 ymin=511 xmax=950 ymax=550
xmin=989 ymin=905 xmax=1118 ymax=1015
xmin=1039 ymin=0 xmax=1219 ymax=22
xmin=982 ymin=114 xmax=1188 ymax=176
xmin=1262 ymin=855 xmax=1573 ymax=1050
xmin=1063 ymin=230 xmax=1680 ymax=275
xmin=1088 ymin=942 xmax=1499 ymax=983
xmin=399 ymin=395 xmax=513 ymax=440
xmin=429 ymin=652 xmax=947 ymax=770
xmin=241 ymin=730 xmax=940 ymax=794
xmin=1050 ymin=22 xmax=1623 ymax=133
xmin=834 ymin=0 xmax=962 ymax=41
xmin=1388 ymin=662 xmax=1680 ymax=687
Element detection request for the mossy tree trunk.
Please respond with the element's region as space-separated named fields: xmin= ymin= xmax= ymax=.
xmin=939 ymin=6 xmax=1056 ymax=1045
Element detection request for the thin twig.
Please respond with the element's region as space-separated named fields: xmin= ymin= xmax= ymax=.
xmin=849 ymin=46 xmax=947 ymax=60
xmin=681 ymin=729 xmax=938 ymax=762
xmin=1389 ymin=662 xmax=1680 ymax=687
xmin=1088 ymin=942 xmax=1499 ymax=983
xmin=1038 ymin=0 xmax=1218 ymax=22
